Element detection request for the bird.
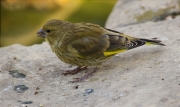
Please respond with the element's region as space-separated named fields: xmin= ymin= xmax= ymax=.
xmin=36 ymin=19 xmax=165 ymax=82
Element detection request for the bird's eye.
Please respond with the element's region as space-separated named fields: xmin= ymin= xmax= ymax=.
xmin=46 ymin=30 xmax=50 ymax=33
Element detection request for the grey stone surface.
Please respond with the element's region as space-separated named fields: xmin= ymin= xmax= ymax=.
xmin=0 ymin=8 xmax=180 ymax=107
xmin=106 ymin=0 xmax=180 ymax=29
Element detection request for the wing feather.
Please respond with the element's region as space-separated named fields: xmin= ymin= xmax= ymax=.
xmin=68 ymin=35 xmax=109 ymax=57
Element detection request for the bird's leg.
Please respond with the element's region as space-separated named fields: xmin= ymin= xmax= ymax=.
xmin=70 ymin=67 xmax=99 ymax=83
xmin=62 ymin=66 xmax=87 ymax=76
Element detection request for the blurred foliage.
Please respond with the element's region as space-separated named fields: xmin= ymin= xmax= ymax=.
xmin=1 ymin=6 xmax=59 ymax=38
xmin=0 ymin=0 xmax=117 ymax=47
xmin=68 ymin=0 xmax=116 ymax=26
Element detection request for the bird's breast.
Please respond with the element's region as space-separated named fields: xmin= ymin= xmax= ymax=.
xmin=54 ymin=47 xmax=107 ymax=66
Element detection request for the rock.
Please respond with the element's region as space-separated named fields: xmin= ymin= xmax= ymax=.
xmin=105 ymin=0 xmax=180 ymax=28
xmin=0 ymin=6 xmax=180 ymax=107
xmin=14 ymin=85 xmax=29 ymax=93
xmin=9 ymin=70 xmax=26 ymax=78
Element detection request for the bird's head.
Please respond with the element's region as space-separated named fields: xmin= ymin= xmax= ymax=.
xmin=36 ymin=19 xmax=71 ymax=47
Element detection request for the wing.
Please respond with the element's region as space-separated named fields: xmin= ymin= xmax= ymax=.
xmin=67 ymin=23 xmax=156 ymax=58
xmin=103 ymin=28 xmax=147 ymax=56
xmin=103 ymin=34 xmax=130 ymax=56
xmin=103 ymin=28 xmax=165 ymax=56
xmin=68 ymin=34 xmax=109 ymax=57
xmin=66 ymin=22 xmax=110 ymax=57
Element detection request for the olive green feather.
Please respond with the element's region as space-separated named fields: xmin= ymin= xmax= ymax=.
xmin=36 ymin=19 xmax=165 ymax=66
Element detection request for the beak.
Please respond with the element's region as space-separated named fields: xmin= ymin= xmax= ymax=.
xmin=36 ymin=29 xmax=47 ymax=38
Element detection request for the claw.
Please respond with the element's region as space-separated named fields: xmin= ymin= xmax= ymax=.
xmin=69 ymin=67 xmax=99 ymax=83
xmin=62 ymin=66 xmax=87 ymax=76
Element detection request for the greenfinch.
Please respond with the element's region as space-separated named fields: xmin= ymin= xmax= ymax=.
xmin=36 ymin=19 xmax=164 ymax=82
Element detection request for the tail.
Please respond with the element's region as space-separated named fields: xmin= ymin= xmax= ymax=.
xmin=127 ymin=38 xmax=165 ymax=50
xmin=140 ymin=38 xmax=165 ymax=46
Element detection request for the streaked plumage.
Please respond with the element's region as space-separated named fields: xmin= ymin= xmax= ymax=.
xmin=36 ymin=19 xmax=164 ymax=82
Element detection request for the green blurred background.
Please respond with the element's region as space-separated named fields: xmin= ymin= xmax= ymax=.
xmin=0 ymin=0 xmax=117 ymax=47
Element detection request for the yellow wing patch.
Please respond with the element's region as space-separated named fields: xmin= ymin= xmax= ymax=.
xmin=103 ymin=49 xmax=126 ymax=56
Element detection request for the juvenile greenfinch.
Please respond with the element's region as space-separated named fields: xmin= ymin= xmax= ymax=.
xmin=36 ymin=19 xmax=164 ymax=82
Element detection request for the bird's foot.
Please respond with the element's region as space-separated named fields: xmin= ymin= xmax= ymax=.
xmin=69 ymin=67 xmax=99 ymax=83
xmin=62 ymin=66 xmax=87 ymax=76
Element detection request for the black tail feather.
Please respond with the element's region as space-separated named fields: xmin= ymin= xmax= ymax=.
xmin=140 ymin=39 xmax=165 ymax=46
xmin=127 ymin=38 xmax=165 ymax=50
